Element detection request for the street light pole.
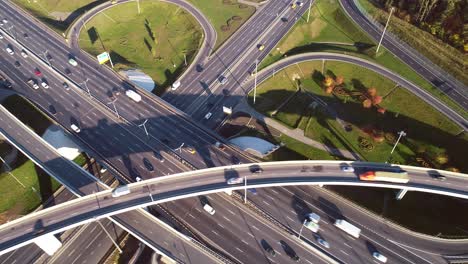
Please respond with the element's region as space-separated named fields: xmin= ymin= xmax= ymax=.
xmin=81 ymin=78 xmax=91 ymax=96
xmin=107 ymin=98 xmax=119 ymax=118
xmin=253 ymin=59 xmax=258 ymax=104
xmin=306 ymin=0 xmax=312 ymax=23
xmin=387 ymin=130 xmax=406 ymax=162
xmin=138 ymin=119 xmax=149 ymax=137
xmin=94 ymin=218 xmax=122 ymax=253
xmin=298 ymin=219 xmax=307 ymax=239
xmin=43 ymin=50 xmax=51 ymax=67
xmin=376 ymin=7 xmax=394 ymax=54
xmin=174 ymin=143 xmax=184 ymax=153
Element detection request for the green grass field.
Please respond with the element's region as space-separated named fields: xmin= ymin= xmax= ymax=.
xmin=79 ymin=1 xmax=203 ymax=93
xmin=250 ymin=61 xmax=468 ymax=172
xmin=261 ymin=0 xmax=467 ymax=119
xmin=188 ymin=0 xmax=255 ymax=49
xmin=13 ymin=0 xmax=103 ymax=32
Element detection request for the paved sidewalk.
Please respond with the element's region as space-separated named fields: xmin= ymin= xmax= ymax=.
xmin=234 ymin=98 xmax=361 ymax=160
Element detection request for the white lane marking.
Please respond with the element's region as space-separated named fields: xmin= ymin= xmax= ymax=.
xmin=235 ymin=247 xmax=243 ymax=252
xmin=223 ymin=216 xmax=231 ymax=222
xmin=340 ymin=250 xmax=349 ymax=256
xmin=251 ymin=225 xmax=260 ymax=231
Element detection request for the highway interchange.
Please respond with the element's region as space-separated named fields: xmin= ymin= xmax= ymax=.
xmin=0 ymin=0 xmax=467 ymax=263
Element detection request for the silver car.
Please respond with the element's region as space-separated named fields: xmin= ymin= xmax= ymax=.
xmin=227 ymin=177 xmax=244 ymax=185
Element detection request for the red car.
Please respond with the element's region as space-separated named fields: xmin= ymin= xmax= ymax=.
xmin=34 ymin=68 xmax=42 ymax=77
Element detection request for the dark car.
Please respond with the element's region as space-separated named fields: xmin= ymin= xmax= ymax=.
xmin=265 ymin=246 xmax=276 ymax=257
xmin=143 ymin=158 xmax=154 ymax=172
xmin=261 ymin=239 xmax=276 ymax=257
xmin=153 ymin=151 xmax=164 ymax=163
xmin=14 ymin=61 xmax=20 ymax=68
xmin=231 ymin=156 xmax=241 ymax=165
xmin=48 ymin=105 xmax=57 ymax=115
xmin=62 ymin=82 xmax=70 ymax=90
xmin=432 ymin=174 xmax=446 ymax=181
xmin=280 ymin=240 xmax=300 ymax=262
xmin=196 ymin=64 xmax=204 ymax=72
xmin=250 ymin=166 xmax=263 ymax=174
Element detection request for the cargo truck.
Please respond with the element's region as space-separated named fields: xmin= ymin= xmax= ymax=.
xmin=359 ymin=171 xmax=409 ymax=183
xmin=334 ymin=219 xmax=361 ymax=238
xmin=125 ymin=90 xmax=142 ymax=102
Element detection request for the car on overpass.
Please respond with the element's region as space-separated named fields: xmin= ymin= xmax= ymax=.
xmin=227 ymin=177 xmax=243 ymax=185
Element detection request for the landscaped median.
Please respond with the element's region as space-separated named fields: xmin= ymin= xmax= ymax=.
xmin=78 ymin=1 xmax=203 ymax=93
xmin=249 ymin=60 xmax=468 ymax=172
xmin=260 ymin=0 xmax=467 ymax=119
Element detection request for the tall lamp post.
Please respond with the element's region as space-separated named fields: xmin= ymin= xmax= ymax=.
xmin=298 ymin=219 xmax=307 ymax=239
xmin=253 ymin=59 xmax=258 ymax=104
xmin=244 ymin=176 xmax=247 ymax=204
xmin=107 ymin=98 xmax=120 ymax=119
xmin=138 ymin=119 xmax=149 ymax=137
xmin=376 ymin=7 xmax=395 ymax=54
xmin=387 ymin=130 xmax=406 ymax=163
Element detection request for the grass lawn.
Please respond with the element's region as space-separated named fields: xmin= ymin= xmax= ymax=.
xmin=235 ymin=128 xmax=340 ymax=161
xmin=260 ymin=0 xmax=467 ymax=119
xmin=249 ymin=61 xmax=468 ymax=172
xmin=188 ymin=0 xmax=255 ymax=49
xmin=79 ymin=1 xmax=203 ymax=93
xmin=13 ymin=0 xmax=104 ymax=32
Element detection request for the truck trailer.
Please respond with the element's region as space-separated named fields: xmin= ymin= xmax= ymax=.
xmin=334 ymin=219 xmax=361 ymax=238
xmin=359 ymin=171 xmax=409 ymax=183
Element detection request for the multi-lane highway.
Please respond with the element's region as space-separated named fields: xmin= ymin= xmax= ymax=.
xmin=1 ymin=161 xmax=467 ymax=256
xmin=341 ymin=0 xmax=468 ymax=111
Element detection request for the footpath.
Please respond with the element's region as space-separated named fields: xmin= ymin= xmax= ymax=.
xmin=233 ymin=98 xmax=361 ymax=160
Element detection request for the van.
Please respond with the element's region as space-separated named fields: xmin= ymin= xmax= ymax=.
xmin=203 ymin=204 xmax=215 ymax=215
xmin=171 ymin=81 xmax=181 ymax=90
xmin=125 ymin=90 xmax=142 ymax=102
xmin=306 ymin=212 xmax=320 ymax=223
xmin=112 ymin=185 xmax=131 ymax=197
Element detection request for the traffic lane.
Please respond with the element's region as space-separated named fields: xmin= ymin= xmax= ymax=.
xmin=162 ymin=0 xmax=290 ymax=103
xmin=0 ymin=1 xmax=252 ymax=169
xmin=302 ymin=185 xmax=468 ymax=255
xmin=48 ymin=220 xmax=124 ymax=264
xmin=340 ymin=0 xmax=468 ymax=109
xmin=284 ymin=186 xmax=448 ymax=263
xmin=0 ymin=47 xmax=188 ymax=178
xmin=186 ymin=3 xmax=310 ymax=119
xmin=112 ymin=210 xmax=218 ymax=264
xmin=248 ymin=186 xmax=428 ymax=264
xmin=162 ymin=198 xmax=270 ymax=264
xmin=215 ymin=193 xmax=330 ymax=264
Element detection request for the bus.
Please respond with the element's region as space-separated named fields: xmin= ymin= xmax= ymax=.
xmin=359 ymin=171 xmax=409 ymax=183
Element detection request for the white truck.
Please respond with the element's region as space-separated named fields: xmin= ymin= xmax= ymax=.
xmin=112 ymin=185 xmax=131 ymax=197
xmin=125 ymin=90 xmax=142 ymax=102
xmin=334 ymin=219 xmax=361 ymax=238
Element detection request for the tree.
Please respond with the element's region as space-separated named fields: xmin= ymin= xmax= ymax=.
xmin=335 ymin=76 xmax=344 ymax=85
xmin=325 ymin=86 xmax=334 ymax=94
xmin=363 ymin=99 xmax=372 ymax=108
xmin=323 ymin=76 xmax=334 ymax=87
xmin=372 ymin=95 xmax=383 ymax=105
xmin=367 ymin=87 xmax=377 ymax=97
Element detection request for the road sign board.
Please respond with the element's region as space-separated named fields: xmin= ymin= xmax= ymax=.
xmin=97 ymin=52 xmax=110 ymax=64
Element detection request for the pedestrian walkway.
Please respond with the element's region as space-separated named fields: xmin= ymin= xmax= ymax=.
xmin=233 ymin=98 xmax=361 ymax=160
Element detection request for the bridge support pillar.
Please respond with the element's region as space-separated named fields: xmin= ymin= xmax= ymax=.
xmin=34 ymin=234 xmax=62 ymax=256
xmin=396 ymin=188 xmax=408 ymax=200
xmin=318 ymin=184 xmax=323 ymax=187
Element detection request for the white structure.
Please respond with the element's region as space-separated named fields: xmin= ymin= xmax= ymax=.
xmin=121 ymin=69 xmax=155 ymax=92
xmin=34 ymin=234 xmax=62 ymax=256
xmin=42 ymin=125 xmax=82 ymax=160
xmin=229 ymin=136 xmax=278 ymax=158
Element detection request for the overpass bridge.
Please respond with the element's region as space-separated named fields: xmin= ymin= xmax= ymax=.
xmin=0 ymin=105 xmax=226 ymax=263
xmin=1 ymin=160 xmax=467 ymax=256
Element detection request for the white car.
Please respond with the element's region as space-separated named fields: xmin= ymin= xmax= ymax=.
xmin=171 ymin=80 xmax=181 ymax=90
xmin=297 ymin=1 xmax=304 ymax=6
xmin=341 ymin=166 xmax=354 ymax=172
xmin=317 ymin=238 xmax=330 ymax=248
xmin=373 ymin=252 xmax=388 ymax=263
xmin=204 ymin=112 xmax=212 ymax=119
xmin=203 ymin=204 xmax=215 ymax=215
xmin=306 ymin=212 xmax=320 ymax=223
xmin=71 ymin=124 xmax=81 ymax=133
xmin=20 ymin=50 xmax=28 ymax=58
xmin=6 ymin=47 xmax=14 ymax=55
xmin=68 ymin=58 xmax=78 ymax=66
xmin=41 ymin=81 xmax=49 ymax=89
xmin=227 ymin=177 xmax=244 ymax=185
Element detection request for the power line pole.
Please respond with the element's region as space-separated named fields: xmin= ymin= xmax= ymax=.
xmin=244 ymin=176 xmax=247 ymax=204
xmin=138 ymin=119 xmax=149 ymax=137
xmin=107 ymin=98 xmax=119 ymax=118
xmin=376 ymin=7 xmax=394 ymax=54
xmin=253 ymin=59 xmax=258 ymax=104
xmin=298 ymin=219 xmax=307 ymax=239
xmin=387 ymin=130 xmax=406 ymax=163
xmin=94 ymin=218 xmax=122 ymax=253
xmin=306 ymin=0 xmax=312 ymax=23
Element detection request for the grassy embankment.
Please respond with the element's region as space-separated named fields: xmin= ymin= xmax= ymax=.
xmin=13 ymin=0 xmax=104 ymax=32
xmin=249 ymin=61 xmax=468 ymax=172
xmin=261 ymin=0 xmax=467 ymax=119
xmin=188 ymin=0 xmax=255 ymax=49
xmin=357 ymin=0 xmax=468 ymax=87
xmin=79 ymin=1 xmax=203 ymax=94
xmin=0 ymin=96 xmax=85 ymax=222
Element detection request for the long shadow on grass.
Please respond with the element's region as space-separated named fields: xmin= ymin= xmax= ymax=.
xmin=253 ymin=89 xmax=468 ymax=171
